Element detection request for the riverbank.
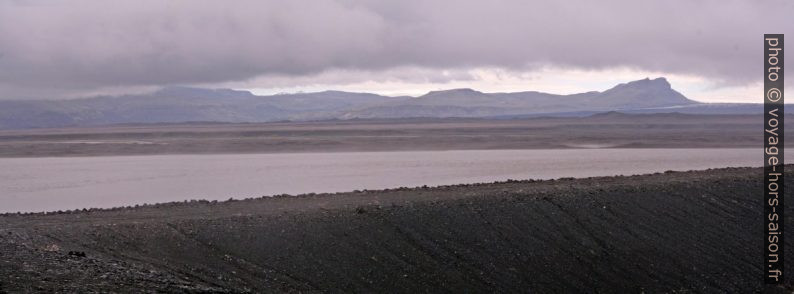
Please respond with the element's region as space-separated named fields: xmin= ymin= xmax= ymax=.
xmin=0 ymin=114 xmax=763 ymax=157
xmin=0 ymin=166 xmax=790 ymax=292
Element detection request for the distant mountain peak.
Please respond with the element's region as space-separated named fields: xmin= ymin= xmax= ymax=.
xmin=420 ymin=88 xmax=483 ymax=98
xmin=154 ymin=86 xmax=254 ymax=98
xmin=588 ymin=77 xmax=695 ymax=108
xmin=616 ymin=77 xmax=671 ymax=89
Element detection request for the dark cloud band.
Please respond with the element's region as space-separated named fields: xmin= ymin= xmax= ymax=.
xmin=0 ymin=0 xmax=791 ymax=98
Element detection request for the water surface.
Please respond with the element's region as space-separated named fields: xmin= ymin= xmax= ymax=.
xmin=0 ymin=148 xmax=762 ymax=212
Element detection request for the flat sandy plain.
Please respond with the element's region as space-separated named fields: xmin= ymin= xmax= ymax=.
xmin=0 ymin=113 xmax=767 ymax=157
xmin=0 ymin=167 xmax=790 ymax=292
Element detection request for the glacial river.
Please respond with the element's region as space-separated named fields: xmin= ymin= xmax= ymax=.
xmin=0 ymin=148 xmax=763 ymax=212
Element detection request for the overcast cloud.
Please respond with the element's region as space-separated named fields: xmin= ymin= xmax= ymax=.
xmin=0 ymin=0 xmax=791 ymax=100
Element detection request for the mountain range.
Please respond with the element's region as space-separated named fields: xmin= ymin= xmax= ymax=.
xmin=0 ymin=77 xmax=763 ymax=129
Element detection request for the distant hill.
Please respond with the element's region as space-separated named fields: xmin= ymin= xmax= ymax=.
xmin=0 ymin=77 xmax=765 ymax=129
xmin=341 ymin=78 xmax=704 ymax=119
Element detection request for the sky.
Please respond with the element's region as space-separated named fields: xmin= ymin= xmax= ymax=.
xmin=0 ymin=0 xmax=792 ymax=103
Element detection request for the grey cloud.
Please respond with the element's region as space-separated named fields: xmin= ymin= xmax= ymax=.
xmin=218 ymin=67 xmax=479 ymax=90
xmin=0 ymin=0 xmax=791 ymax=98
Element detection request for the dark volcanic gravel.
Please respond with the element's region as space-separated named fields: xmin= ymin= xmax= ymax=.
xmin=0 ymin=166 xmax=791 ymax=292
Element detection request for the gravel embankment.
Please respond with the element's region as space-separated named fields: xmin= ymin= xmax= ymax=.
xmin=0 ymin=166 xmax=791 ymax=292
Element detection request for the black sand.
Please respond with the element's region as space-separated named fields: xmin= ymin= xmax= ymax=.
xmin=0 ymin=166 xmax=790 ymax=292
